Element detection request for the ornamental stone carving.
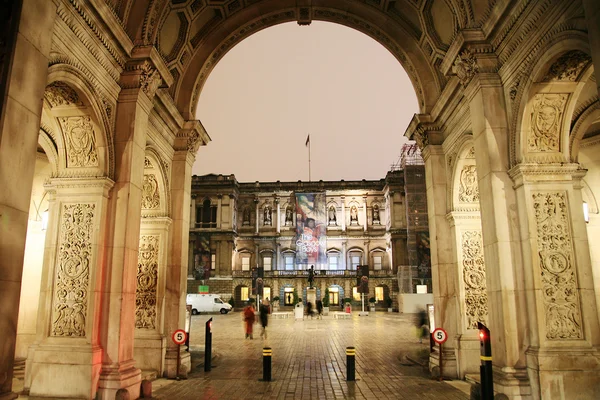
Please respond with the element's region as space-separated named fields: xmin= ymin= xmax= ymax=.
xmin=59 ymin=116 xmax=99 ymax=167
xmin=45 ymin=82 xmax=83 ymax=107
xmin=136 ymin=235 xmax=159 ymax=329
xmin=542 ymin=50 xmax=591 ymax=82
xmin=144 ymin=157 xmax=154 ymax=168
xmin=529 ymin=94 xmax=568 ymax=152
xmin=461 ymin=230 xmax=488 ymax=329
xmin=142 ymin=174 xmax=160 ymax=209
xmin=51 ymin=203 xmax=95 ymax=337
xmin=532 ymin=192 xmax=583 ymax=340
xmin=459 ymin=165 xmax=479 ymax=203
xmin=139 ymin=62 xmax=162 ymax=97
xmin=453 ymin=49 xmax=479 ymax=86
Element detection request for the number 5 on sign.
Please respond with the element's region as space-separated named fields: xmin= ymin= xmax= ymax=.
xmin=432 ymin=328 xmax=448 ymax=344
xmin=172 ymin=329 xmax=187 ymax=345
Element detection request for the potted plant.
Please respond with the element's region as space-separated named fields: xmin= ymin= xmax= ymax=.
xmin=322 ymin=288 xmax=330 ymax=316
xmin=369 ymin=297 xmax=376 ymax=312
xmin=272 ymin=296 xmax=280 ymax=312
xmin=384 ymin=296 xmax=393 ymax=312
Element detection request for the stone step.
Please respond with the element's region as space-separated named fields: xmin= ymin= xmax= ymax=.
xmin=13 ymin=357 xmax=26 ymax=379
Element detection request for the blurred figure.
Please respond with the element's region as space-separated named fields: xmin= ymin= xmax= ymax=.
xmin=316 ymin=299 xmax=323 ymax=319
xmin=243 ymin=302 xmax=256 ymax=339
xmin=416 ymin=308 xmax=429 ymax=344
xmin=306 ymin=301 xmax=313 ymax=319
xmin=259 ymin=299 xmax=270 ymax=339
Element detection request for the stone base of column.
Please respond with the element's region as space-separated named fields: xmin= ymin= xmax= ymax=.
xmin=28 ymin=345 xmax=102 ymax=399
xmin=0 ymin=392 xmax=18 ymax=400
xmin=455 ymin=334 xmax=480 ymax=378
xmin=526 ymin=347 xmax=600 ymax=399
xmin=134 ymin=334 xmax=167 ymax=376
xmin=97 ymin=360 xmax=141 ymax=400
xmin=429 ymin=347 xmax=458 ymax=379
xmin=164 ymin=348 xmax=191 ymax=378
xmin=493 ymin=367 xmax=532 ymax=400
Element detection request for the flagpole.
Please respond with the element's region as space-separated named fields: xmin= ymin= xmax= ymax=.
xmin=308 ymin=135 xmax=311 ymax=182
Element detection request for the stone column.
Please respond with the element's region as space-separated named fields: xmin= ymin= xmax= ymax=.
xmin=190 ymin=195 xmax=196 ymax=229
xmin=134 ymin=217 xmax=171 ymax=376
xmin=510 ymin=164 xmax=600 ymax=399
xmin=276 ymin=242 xmax=281 ymax=271
xmin=229 ymin=194 xmax=236 ymax=229
xmin=583 ymin=0 xmax=600 ymax=99
xmin=28 ymin=178 xmax=114 ymax=399
xmin=363 ymin=196 xmax=368 ymax=232
xmin=422 ymin=145 xmax=459 ymax=378
xmin=465 ymin=73 xmax=529 ymax=395
xmin=216 ymin=194 xmax=222 ymax=229
xmin=341 ymin=197 xmax=346 ymax=232
xmin=254 ymin=198 xmax=259 ymax=234
xmin=164 ymin=120 xmax=208 ymax=378
xmin=276 ymin=198 xmax=281 ymax=234
xmin=0 ymin=2 xmax=55 ymax=398
xmin=342 ymin=241 xmax=347 ymax=270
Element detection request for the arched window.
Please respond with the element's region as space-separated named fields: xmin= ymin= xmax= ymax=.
xmin=196 ymin=198 xmax=217 ymax=228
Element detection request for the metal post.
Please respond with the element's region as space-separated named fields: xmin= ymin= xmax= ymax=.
xmin=263 ymin=347 xmax=272 ymax=381
xmin=176 ymin=343 xmax=181 ymax=380
xmin=478 ymin=322 xmax=494 ymax=399
xmin=439 ymin=343 xmax=443 ymax=382
xmin=346 ymin=346 xmax=356 ymax=381
xmin=205 ymin=317 xmax=213 ymax=372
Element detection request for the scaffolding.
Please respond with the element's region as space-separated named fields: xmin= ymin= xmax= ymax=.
xmin=397 ymin=142 xmax=430 ymax=293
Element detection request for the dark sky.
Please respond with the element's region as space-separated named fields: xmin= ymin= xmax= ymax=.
xmin=193 ymin=22 xmax=418 ymax=182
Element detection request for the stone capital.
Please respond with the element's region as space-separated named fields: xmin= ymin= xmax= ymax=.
xmin=174 ymin=120 xmax=211 ymax=156
xmin=404 ymin=113 xmax=443 ymax=150
xmin=508 ymin=163 xmax=584 ymax=188
xmin=119 ymin=46 xmax=173 ymax=100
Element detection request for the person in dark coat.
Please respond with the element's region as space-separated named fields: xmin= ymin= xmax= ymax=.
xmin=306 ymin=301 xmax=313 ymax=319
xmin=316 ymin=299 xmax=323 ymax=319
xmin=259 ymin=299 xmax=269 ymax=339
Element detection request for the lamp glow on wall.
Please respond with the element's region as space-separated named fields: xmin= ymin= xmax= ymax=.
xmin=583 ymin=202 xmax=589 ymax=223
xmin=41 ymin=209 xmax=49 ymax=231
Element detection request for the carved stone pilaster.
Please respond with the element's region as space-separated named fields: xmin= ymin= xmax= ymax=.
xmin=135 ymin=235 xmax=159 ymax=330
xmin=460 ymin=230 xmax=488 ymax=329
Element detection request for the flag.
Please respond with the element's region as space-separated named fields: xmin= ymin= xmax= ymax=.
xmin=305 ymin=134 xmax=310 ymax=147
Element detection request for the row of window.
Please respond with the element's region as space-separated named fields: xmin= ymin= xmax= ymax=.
xmin=240 ymin=255 xmax=384 ymax=270
xmin=238 ymin=286 xmax=387 ymax=305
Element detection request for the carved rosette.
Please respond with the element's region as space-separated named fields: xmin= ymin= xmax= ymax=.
xmin=528 ymin=94 xmax=568 ymax=153
xmin=51 ymin=203 xmax=95 ymax=337
xmin=459 ymin=165 xmax=479 ymax=203
xmin=532 ymin=192 xmax=583 ymax=340
xmin=59 ymin=116 xmax=99 ymax=167
xmin=453 ymin=49 xmax=479 ymax=86
xmin=136 ymin=235 xmax=159 ymax=329
xmin=142 ymin=174 xmax=160 ymax=210
xmin=461 ymin=230 xmax=488 ymax=329
xmin=45 ymin=82 xmax=83 ymax=107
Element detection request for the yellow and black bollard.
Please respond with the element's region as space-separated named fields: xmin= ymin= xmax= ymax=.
xmin=346 ymin=346 xmax=356 ymax=381
xmin=478 ymin=322 xmax=494 ymax=399
xmin=263 ymin=347 xmax=272 ymax=381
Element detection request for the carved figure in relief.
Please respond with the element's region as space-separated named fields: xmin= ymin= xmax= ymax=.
xmin=459 ymin=165 xmax=479 ymax=203
xmin=328 ymin=206 xmax=337 ymax=225
xmin=264 ymin=206 xmax=272 ymax=226
xmin=350 ymin=206 xmax=358 ymax=224
xmin=529 ymin=94 xmax=567 ymax=152
xmin=142 ymin=174 xmax=160 ymax=209
xmin=372 ymin=205 xmax=380 ymax=224
xmin=60 ymin=116 xmax=99 ymax=167
xmin=285 ymin=206 xmax=293 ymax=225
xmin=243 ymin=207 xmax=251 ymax=226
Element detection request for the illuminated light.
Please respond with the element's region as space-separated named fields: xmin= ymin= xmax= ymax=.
xmin=479 ymin=331 xmax=486 ymax=341
xmin=583 ymin=202 xmax=589 ymax=223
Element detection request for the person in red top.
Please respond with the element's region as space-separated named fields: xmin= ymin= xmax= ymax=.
xmin=243 ymin=303 xmax=256 ymax=339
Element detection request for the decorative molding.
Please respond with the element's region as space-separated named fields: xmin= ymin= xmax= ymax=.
xmin=120 ymin=60 xmax=163 ymax=97
xmin=44 ymin=82 xmax=84 ymax=107
xmin=144 ymin=157 xmax=154 ymax=169
xmin=51 ymin=203 xmax=95 ymax=337
xmin=135 ymin=235 xmax=160 ymax=329
xmin=458 ymin=165 xmax=479 ymax=203
xmin=542 ymin=50 xmax=591 ymax=82
xmin=532 ymin=191 xmax=583 ymax=340
xmin=453 ymin=49 xmax=479 ymax=86
xmin=142 ymin=174 xmax=161 ymax=209
xmin=461 ymin=230 xmax=488 ymax=329
xmin=528 ymin=94 xmax=568 ymax=153
xmin=58 ymin=116 xmax=99 ymax=168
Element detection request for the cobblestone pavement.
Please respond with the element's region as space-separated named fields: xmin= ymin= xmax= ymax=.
xmin=153 ymin=311 xmax=469 ymax=400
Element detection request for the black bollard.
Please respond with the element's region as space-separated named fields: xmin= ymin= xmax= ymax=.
xmin=262 ymin=347 xmax=272 ymax=381
xmin=346 ymin=346 xmax=356 ymax=381
xmin=477 ymin=322 xmax=494 ymax=399
xmin=205 ymin=318 xmax=213 ymax=372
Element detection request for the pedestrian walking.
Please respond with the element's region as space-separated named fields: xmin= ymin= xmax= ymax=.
xmin=316 ymin=299 xmax=323 ymax=319
xmin=306 ymin=301 xmax=313 ymax=319
xmin=416 ymin=308 xmax=429 ymax=343
xmin=243 ymin=302 xmax=256 ymax=339
xmin=259 ymin=299 xmax=269 ymax=339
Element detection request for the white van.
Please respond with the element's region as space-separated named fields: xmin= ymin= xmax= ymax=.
xmin=187 ymin=294 xmax=232 ymax=315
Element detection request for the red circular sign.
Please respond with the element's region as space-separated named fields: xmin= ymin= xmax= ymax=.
xmin=172 ymin=329 xmax=187 ymax=345
xmin=432 ymin=328 xmax=448 ymax=344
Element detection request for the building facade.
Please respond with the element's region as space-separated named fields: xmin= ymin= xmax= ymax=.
xmin=188 ymin=152 xmax=430 ymax=310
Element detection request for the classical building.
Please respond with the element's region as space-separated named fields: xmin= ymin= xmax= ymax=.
xmin=187 ymin=147 xmax=430 ymax=310
xmin=2 ymin=1 xmax=600 ymax=399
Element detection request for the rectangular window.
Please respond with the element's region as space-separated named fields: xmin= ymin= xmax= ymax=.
xmin=242 ymin=257 xmax=250 ymax=271
xmin=241 ymin=287 xmax=249 ymax=301
xmin=284 ymin=287 xmax=294 ymax=305
xmin=263 ymin=256 xmax=272 ymax=271
xmin=374 ymin=256 xmax=382 ymax=270
xmin=375 ymin=286 xmax=384 ymax=302
xmin=211 ymin=253 xmax=216 ymax=270
xmin=328 ymin=256 xmax=338 ymax=270
xmin=351 ymin=256 xmax=360 ymax=270
xmin=285 ymin=256 xmax=294 ymax=270
xmin=263 ymin=287 xmax=271 ymax=302
xmin=352 ymin=287 xmax=361 ymax=301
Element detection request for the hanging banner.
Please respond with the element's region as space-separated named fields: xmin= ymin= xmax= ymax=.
xmin=295 ymin=193 xmax=327 ymax=268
